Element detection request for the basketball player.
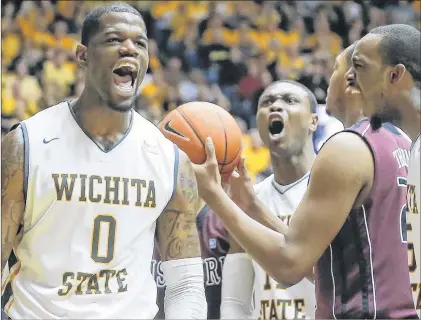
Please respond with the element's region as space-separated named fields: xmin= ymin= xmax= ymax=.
xmin=192 ymin=52 xmax=417 ymax=320
xmin=1 ymin=3 xmax=206 ymax=319
xmin=326 ymin=43 xmax=364 ymax=128
xmin=351 ymin=24 xmax=421 ymax=316
xmin=153 ymin=201 xmax=230 ymax=319
xmin=220 ymin=80 xmax=317 ymax=320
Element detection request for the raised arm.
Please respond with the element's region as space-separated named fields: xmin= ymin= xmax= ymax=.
xmin=1 ymin=126 xmax=26 ymax=271
xmin=194 ymin=133 xmax=373 ymax=287
xmin=156 ymin=149 xmax=206 ymax=319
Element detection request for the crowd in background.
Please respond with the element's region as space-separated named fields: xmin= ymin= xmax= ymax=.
xmin=1 ymin=0 xmax=420 ymax=181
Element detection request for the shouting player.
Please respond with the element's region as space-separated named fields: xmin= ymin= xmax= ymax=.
xmin=220 ymin=81 xmax=317 ymax=319
xmin=192 ymin=37 xmax=417 ymax=320
xmin=1 ymin=3 xmax=206 ymax=319
xmin=351 ymin=24 xmax=421 ymax=316
xmin=153 ymin=200 xmax=230 ymax=319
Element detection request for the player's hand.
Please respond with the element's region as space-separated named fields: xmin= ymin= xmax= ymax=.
xmin=228 ymin=156 xmax=257 ymax=213
xmin=191 ymin=137 xmax=223 ymax=201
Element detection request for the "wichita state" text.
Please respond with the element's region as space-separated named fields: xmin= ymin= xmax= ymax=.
xmin=52 ymin=174 xmax=156 ymax=207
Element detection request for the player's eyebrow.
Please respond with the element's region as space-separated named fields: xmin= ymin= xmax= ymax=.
xmin=352 ymin=55 xmax=365 ymax=65
xmin=104 ymin=30 xmax=148 ymax=41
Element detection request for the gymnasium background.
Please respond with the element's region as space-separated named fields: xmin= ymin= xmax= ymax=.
xmin=1 ymin=0 xmax=420 ymax=182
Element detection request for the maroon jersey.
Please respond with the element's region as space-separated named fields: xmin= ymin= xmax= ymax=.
xmin=152 ymin=205 xmax=230 ymax=319
xmin=315 ymin=120 xmax=417 ymax=319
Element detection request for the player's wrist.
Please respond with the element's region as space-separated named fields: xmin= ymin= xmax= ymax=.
xmin=244 ymin=197 xmax=263 ymax=218
xmin=199 ymin=181 xmax=225 ymax=204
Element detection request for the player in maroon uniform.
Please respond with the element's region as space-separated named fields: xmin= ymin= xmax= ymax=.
xmin=152 ymin=203 xmax=229 ymax=319
xmin=351 ymin=23 xmax=421 ymax=317
xmin=192 ymin=42 xmax=417 ymax=319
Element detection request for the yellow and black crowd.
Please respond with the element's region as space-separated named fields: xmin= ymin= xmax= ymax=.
xmin=2 ymin=0 xmax=420 ymax=181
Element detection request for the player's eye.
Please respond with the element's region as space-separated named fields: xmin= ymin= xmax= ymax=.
xmin=107 ymin=38 xmax=121 ymax=43
xmin=261 ymin=99 xmax=272 ymax=107
xmin=136 ymin=41 xmax=147 ymax=48
xmin=286 ymin=97 xmax=298 ymax=104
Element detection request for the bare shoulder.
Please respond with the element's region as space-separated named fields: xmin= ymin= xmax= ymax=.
xmin=309 ymin=132 xmax=374 ymax=194
xmin=314 ymin=132 xmax=373 ymax=175
xmin=156 ymin=149 xmax=201 ymax=261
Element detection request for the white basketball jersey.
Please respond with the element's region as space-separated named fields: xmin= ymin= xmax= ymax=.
xmin=251 ymin=173 xmax=316 ymax=320
xmin=6 ymin=102 xmax=177 ymax=319
xmin=407 ymin=134 xmax=420 ymax=317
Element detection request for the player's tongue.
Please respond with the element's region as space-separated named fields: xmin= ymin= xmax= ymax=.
xmin=114 ymin=74 xmax=132 ymax=89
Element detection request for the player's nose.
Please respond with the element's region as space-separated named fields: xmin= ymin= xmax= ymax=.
xmin=345 ymin=67 xmax=356 ymax=86
xmin=269 ymin=102 xmax=284 ymax=113
xmin=119 ymin=39 xmax=139 ymax=58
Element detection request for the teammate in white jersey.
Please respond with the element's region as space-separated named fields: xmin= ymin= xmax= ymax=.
xmin=407 ymin=134 xmax=420 ymax=317
xmin=221 ymin=80 xmax=318 ymax=319
xmin=1 ymin=3 xmax=206 ymax=319
xmin=349 ymin=25 xmax=420 ymax=316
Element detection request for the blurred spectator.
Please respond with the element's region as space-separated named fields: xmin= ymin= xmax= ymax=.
xmin=2 ymin=0 xmax=418 ymax=177
xmin=42 ymin=48 xmax=75 ymax=98
xmin=242 ymin=129 xmax=270 ymax=183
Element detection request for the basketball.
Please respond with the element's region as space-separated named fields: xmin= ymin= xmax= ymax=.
xmin=159 ymin=101 xmax=243 ymax=181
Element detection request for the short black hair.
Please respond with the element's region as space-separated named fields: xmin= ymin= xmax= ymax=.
xmin=259 ymin=80 xmax=318 ymax=113
xmin=370 ymin=24 xmax=421 ymax=85
xmin=81 ymin=3 xmax=144 ymax=46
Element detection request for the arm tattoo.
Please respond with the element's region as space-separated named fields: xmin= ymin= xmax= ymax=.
xmin=158 ymin=208 xmax=198 ymax=260
xmin=157 ymin=153 xmax=201 ymax=261
xmin=179 ymin=162 xmax=199 ymax=206
xmin=1 ymin=128 xmax=25 ymax=270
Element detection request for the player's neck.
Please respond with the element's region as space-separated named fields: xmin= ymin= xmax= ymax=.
xmin=344 ymin=105 xmax=365 ymax=128
xmin=391 ymin=89 xmax=421 ymax=141
xmin=72 ymin=89 xmax=133 ymax=139
xmin=271 ymin=140 xmax=315 ymax=186
xmin=399 ymin=110 xmax=421 ymax=142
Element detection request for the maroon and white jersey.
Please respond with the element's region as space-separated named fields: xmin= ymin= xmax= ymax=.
xmin=315 ymin=120 xmax=417 ymax=319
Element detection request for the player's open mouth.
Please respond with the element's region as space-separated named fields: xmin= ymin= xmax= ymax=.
xmin=112 ymin=65 xmax=137 ymax=91
xmin=268 ymin=114 xmax=285 ymax=139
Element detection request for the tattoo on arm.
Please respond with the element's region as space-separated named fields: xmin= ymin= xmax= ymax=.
xmin=1 ymin=128 xmax=25 ymax=271
xmin=157 ymin=152 xmax=201 ymax=261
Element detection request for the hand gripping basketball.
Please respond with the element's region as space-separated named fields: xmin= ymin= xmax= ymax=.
xmin=191 ymin=137 xmax=222 ymax=200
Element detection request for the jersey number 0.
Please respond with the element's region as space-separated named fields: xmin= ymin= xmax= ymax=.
xmin=91 ymin=215 xmax=116 ymax=263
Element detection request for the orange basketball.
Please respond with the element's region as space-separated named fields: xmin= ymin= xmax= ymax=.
xmin=159 ymin=101 xmax=242 ymax=181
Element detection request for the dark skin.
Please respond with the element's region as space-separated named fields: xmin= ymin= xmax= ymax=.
xmin=1 ymin=128 xmax=25 ymax=271
xmin=229 ymin=83 xmax=318 ymax=283
xmin=1 ymin=12 xmax=202 ymax=271
xmin=156 ymin=151 xmax=202 ymax=261
xmin=256 ymin=82 xmax=318 ymax=186
xmin=352 ymin=33 xmax=420 ymax=140
xmin=194 ymin=116 xmax=374 ymax=286
xmin=72 ymin=11 xmax=149 ymax=152
xmin=326 ymin=45 xmax=365 ymax=128
xmin=229 ymin=83 xmax=317 ymax=240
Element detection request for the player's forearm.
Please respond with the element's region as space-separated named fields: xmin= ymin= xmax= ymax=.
xmin=206 ymin=188 xmax=302 ymax=286
xmin=247 ymin=198 xmax=288 ymax=233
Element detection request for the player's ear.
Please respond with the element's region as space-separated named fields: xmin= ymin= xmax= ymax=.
xmin=309 ymin=113 xmax=318 ymax=133
xmin=389 ymin=64 xmax=406 ymax=85
xmin=76 ymin=44 xmax=88 ymax=69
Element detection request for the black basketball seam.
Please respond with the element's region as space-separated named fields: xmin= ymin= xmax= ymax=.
xmin=176 ymin=109 xmax=206 ymax=149
xmin=220 ymin=146 xmax=242 ymax=173
xmin=216 ymin=111 xmax=228 ymax=174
